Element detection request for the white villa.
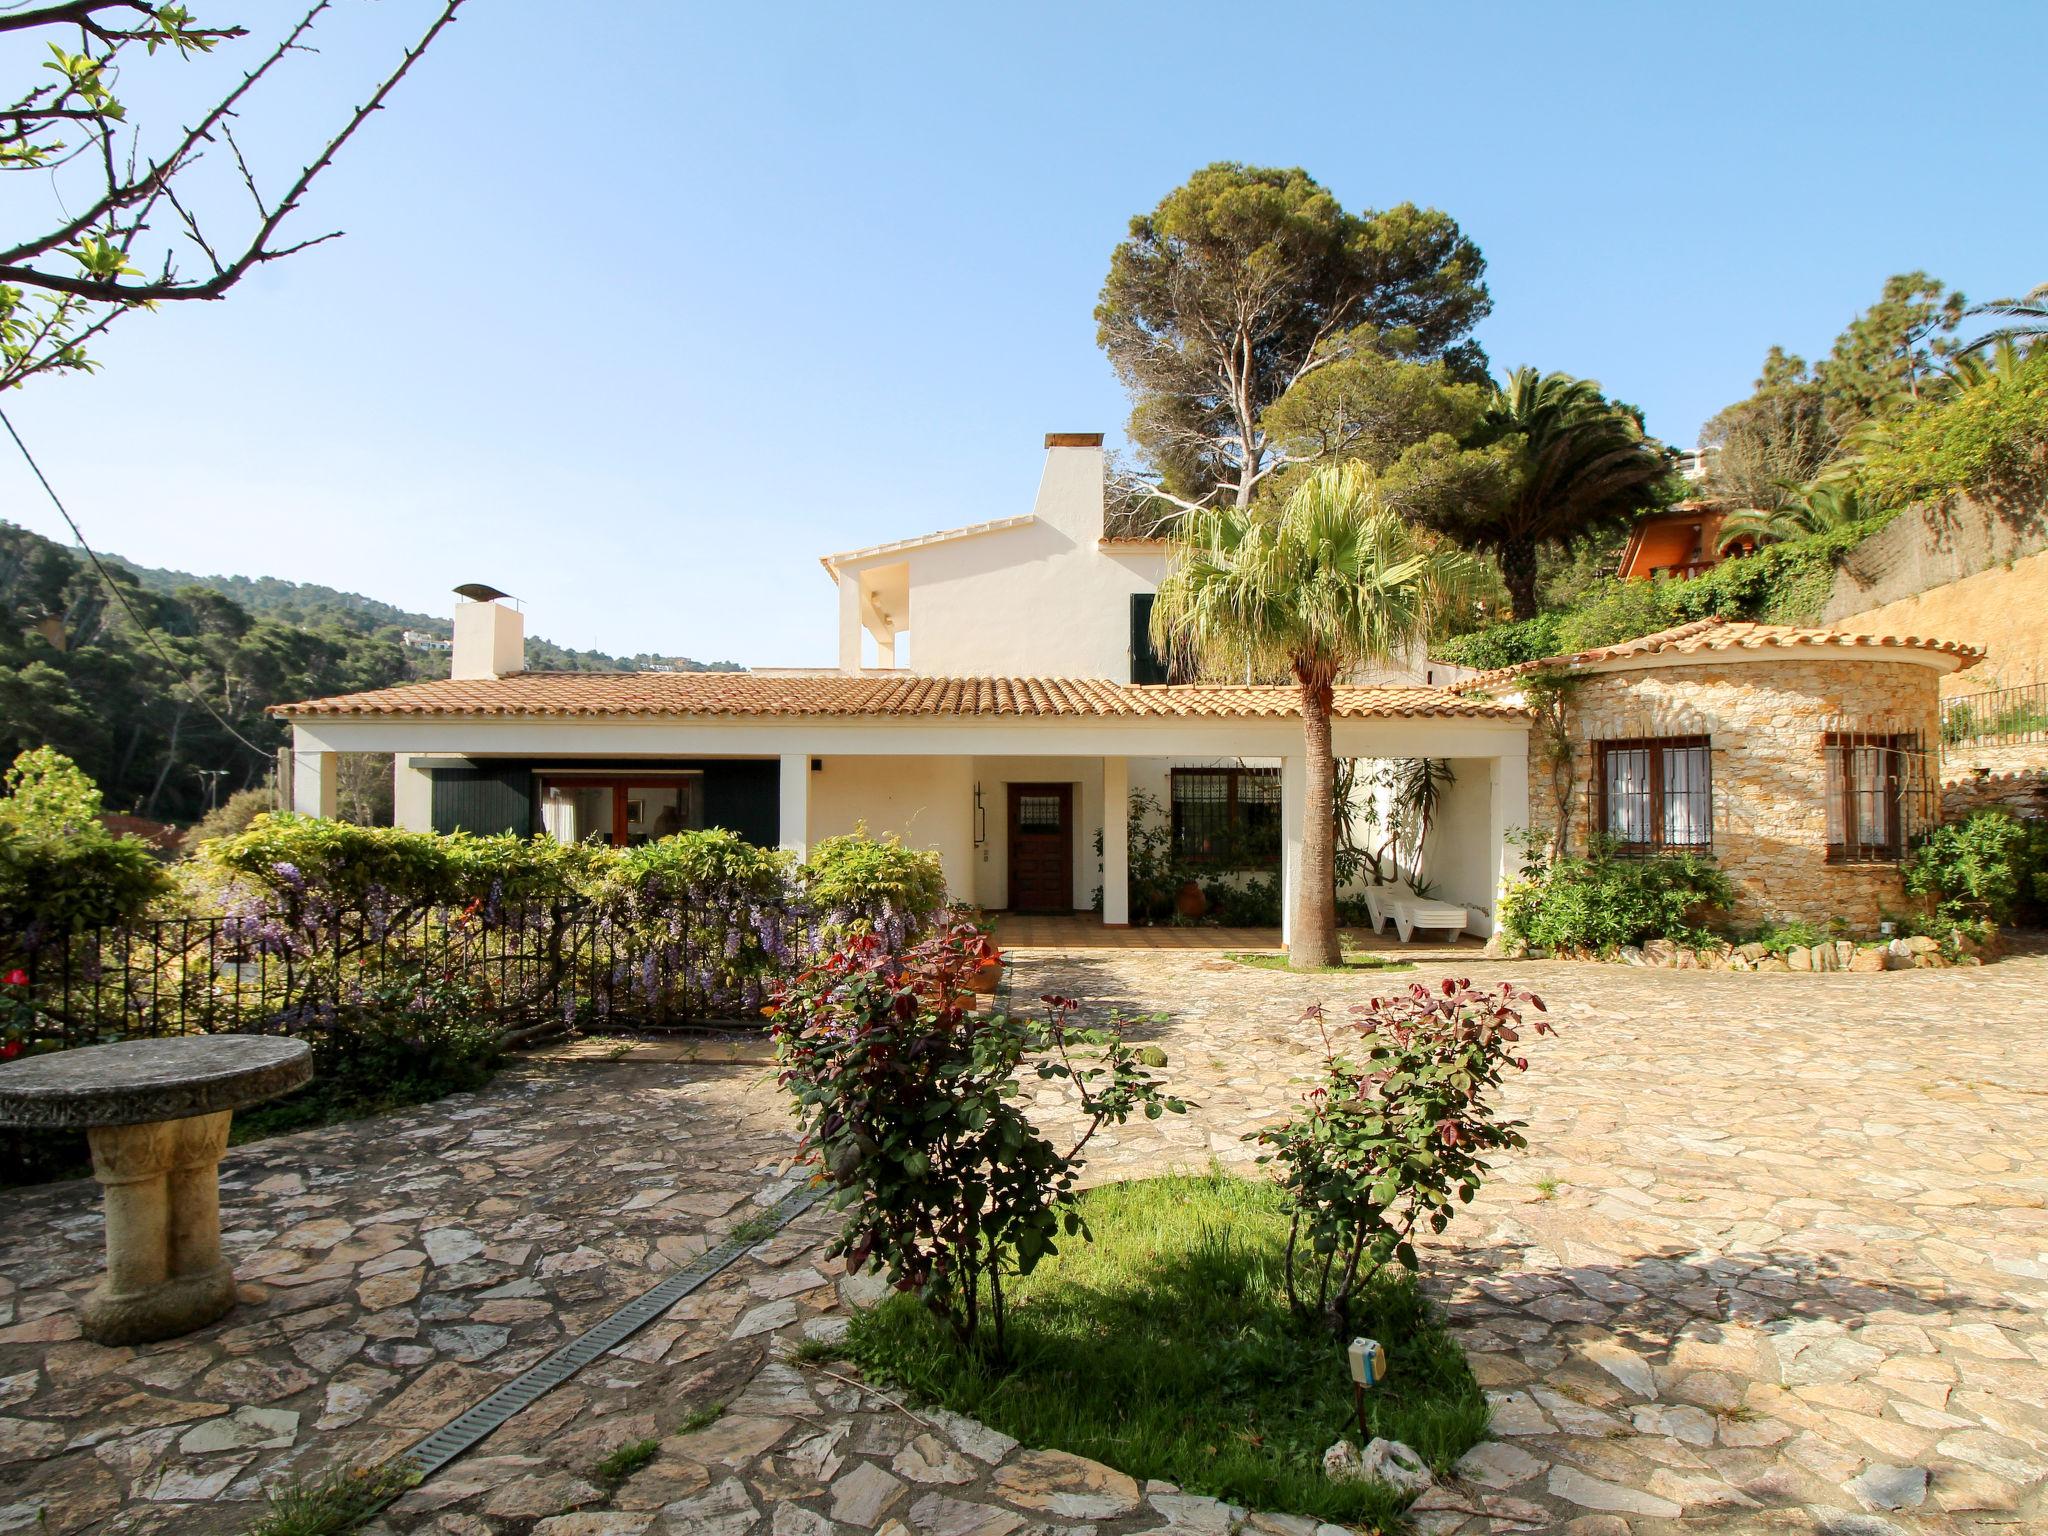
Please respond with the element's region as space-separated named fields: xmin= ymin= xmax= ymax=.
xmin=276 ymin=433 xmax=1532 ymax=942
xmin=280 ymin=431 xmax=1987 ymax=940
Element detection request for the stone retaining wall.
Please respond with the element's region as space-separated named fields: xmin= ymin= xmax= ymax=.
xmin=1528 ymin=656 xmax=1941 ymax=930
xmin=1941 ymin=766 xmax=2048 ymax=821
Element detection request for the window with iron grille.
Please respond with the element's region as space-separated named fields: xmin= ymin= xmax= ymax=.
xmin=1824 ymin=733 xmax=1916 ymax=863
xmin=1594 ymin=736 xmax=1713 ymax=854
xmin=1170 ymin=767 xmax=1281 ymax=868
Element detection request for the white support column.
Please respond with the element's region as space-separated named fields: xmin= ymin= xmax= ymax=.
xmin=1279 ymin=752 xmax=1307 ymax=946
xmin=1101 ymin=756 xmax=1129 ymax=926
xmin=392 ymin=754 xmax=434 ymax=832
xmin=837 ymin=579 xmax=863 ymax=673
xmin=1488 ymin=744 xmax=1529 ymax=937
xmin=779 ymin=752 xmax=811 ymax=860
xmin=290 ymin=738 xmax=337 ymax=819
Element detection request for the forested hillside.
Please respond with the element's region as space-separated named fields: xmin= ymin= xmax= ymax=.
xmin=110 ymin=555 xmax=744 ymax=675
xmin=1 ymin=523 xmax=741 ymax=824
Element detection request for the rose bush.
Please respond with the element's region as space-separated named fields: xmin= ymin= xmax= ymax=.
xmin=1253 ymin=978 xmax=1551 ymax=1334
xmin=771 ymin=921 xmax=1186 ymax=1354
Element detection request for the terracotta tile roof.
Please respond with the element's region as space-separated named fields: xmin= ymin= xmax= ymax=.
xmin=1452 ymin=616 xmax=1984 ymax=693
xmin=272 ymin=672 xmax=1526 ymax=721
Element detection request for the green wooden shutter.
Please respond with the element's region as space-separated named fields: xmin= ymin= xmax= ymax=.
xmin=1130 ymin=593 xmax=1169 ymax=685
xmin=430 ymin=764 xmax=535 ymax=836
xmin=702 ymin=759 xmax=779 ymax=845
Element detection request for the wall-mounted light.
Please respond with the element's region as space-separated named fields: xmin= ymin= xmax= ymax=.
xmin=973 ymin=783 xmax=987 ymax=847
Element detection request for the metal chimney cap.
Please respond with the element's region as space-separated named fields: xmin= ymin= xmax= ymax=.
xmin=453 ymin=582 xmax=512 ymax=604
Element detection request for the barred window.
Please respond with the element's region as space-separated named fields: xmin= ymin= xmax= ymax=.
xmin=1170 ymin=767 xmax=1280 ymax=868
xmin=1595 ymin=736 xmax=1713 ymax=854
xmin=1825 ymin=733 xmax=1910 ymax=863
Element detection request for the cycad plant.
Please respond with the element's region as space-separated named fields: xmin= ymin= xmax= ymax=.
xmin=1150 ymin=461 xmax=1479 ymax=967
xmin=1716 ymin=482 xmax=1877 ymax=551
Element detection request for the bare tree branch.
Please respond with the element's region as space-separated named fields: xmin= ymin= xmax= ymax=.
xmin=0 ymin=1 xmax=464 ymax=385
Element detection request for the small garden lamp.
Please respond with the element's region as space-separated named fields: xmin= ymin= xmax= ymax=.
xmin=1347 ymin=1336 xmax=1387 ymax=1439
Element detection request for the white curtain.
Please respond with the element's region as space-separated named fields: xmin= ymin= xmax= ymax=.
xmin=1605 ymin=749 xmax=1649 ymax=844
xmin=1853 ymin=745 xmax=1891 ymax=847
xmin=1662 ymin=745 xmax=1709 ymax=847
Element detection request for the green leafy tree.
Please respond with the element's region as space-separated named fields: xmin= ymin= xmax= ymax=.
xmin=1700 ymin=273 xmax=1973 ymax=507
xmin=0 ymin=749 xmax=168 ymax=951
xmin=1411 ymin=369 xmax=1673 ymax=622
xmin=0 ymin=521 xmax=413 ymax=820
xmin=1698 ymin=354 xmax=1841 ymax=512
xmin=1149 ymin=461 xmax=1480 ymax=968
xmin=1096 ymin=164 xmax=1489 ymax=515
xmin=1814 ymin=271 xmax=1966 ymax=416
xmin=0 ymin=2 xmax=464 ymax=390
xmin=1846 ymin=340 xmax=2048 ymax=508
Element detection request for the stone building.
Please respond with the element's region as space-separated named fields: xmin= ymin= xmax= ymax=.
xmin=1455 ymin=617 xmax=1983 ymax=930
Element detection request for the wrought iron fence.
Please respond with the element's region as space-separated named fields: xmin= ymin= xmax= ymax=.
xmin=13 ymin=897 xmax=803 ymax=1052
xmin=1942 ymin=682 xmax=2048 ymax=749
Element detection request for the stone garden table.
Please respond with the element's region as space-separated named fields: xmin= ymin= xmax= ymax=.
xmin=0 ymin=1035 xmax=312 ymax=1344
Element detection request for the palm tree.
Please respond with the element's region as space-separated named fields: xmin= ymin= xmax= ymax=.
xmin=1420 ymin=369 xmax=1673 ymax=622
xmin=1716 ymin=482 xmax=1876 ymax=551
xmin=1150 ymin=461 xmax=1479 ymax=968
xmin=1956 ymin=284 xmax=2047 ymax=357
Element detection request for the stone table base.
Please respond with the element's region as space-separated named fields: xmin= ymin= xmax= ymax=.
xmin=0 ymin=1033 xmax=312 ymax=1347
xmin=81 ymin=1109 xmax=238 ymax=1345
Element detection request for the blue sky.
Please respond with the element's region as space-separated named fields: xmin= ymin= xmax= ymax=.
xmin=3 ymin=1 xmax=2041 ymax=666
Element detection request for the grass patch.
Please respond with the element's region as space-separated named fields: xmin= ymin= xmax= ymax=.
xmin=676 ymin=1401 xmax=726 ymax=1435
xmin=791 ymin=1336 xmax=845 ymax=1364
xmin=593 ymin=1437 xmax=660 ymax=1488
xmin=727 ymin=1215 xmax=779 ymax=1245
xmin=844 ymin=1170 xmax=1486 ymax=1527
xmin=242 ymin=1463 xmax=417 ymax=1536
xmin=1226 ymin=952 xmax=1414 ymax=976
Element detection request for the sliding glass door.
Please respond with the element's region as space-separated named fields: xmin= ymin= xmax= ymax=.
xmin=539 ymin=774 xmax=704 ymax=847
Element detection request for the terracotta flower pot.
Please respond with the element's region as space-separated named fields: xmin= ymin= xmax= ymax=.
xmin=1174 ymin=880 xmax=1209 ymax=920
xmin=964 ymin=958 xmax=1003 ymax=995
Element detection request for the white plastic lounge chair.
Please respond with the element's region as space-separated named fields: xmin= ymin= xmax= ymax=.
xmin=1362 ymin=885 xmax=1399 ymax=934
xmin=1392 ymin=899 xmax=1468 ymax=944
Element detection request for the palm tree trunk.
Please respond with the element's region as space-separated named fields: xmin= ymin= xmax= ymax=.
xmin=1291 ymin=674 xmax=1343 ymax=969
xmin=1500 ymin=536 xmax=1540 ymax=623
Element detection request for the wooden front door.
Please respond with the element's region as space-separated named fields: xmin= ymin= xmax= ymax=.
xmin=1006 ymin=783 xmax=1073 ymax=913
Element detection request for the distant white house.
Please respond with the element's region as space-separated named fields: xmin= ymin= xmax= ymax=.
xmin=401 ymin=630 xmax=453 ymax=652
xmin=277 ymin=432 xmax=1537 ymax=939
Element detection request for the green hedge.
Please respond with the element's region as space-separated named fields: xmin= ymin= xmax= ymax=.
xmin=1904 ymin=811 xmax=2048 ymax=931
xmin=1500 ymin=846 xmax=1735 ymax=955
xmin=1436 ymin=519 xmax=1891 ymax=672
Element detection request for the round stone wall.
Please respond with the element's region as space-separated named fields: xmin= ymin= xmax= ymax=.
xmin=1526 ymin=656 xmax=1943 ymax=931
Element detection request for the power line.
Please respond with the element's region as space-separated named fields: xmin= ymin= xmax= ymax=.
xmin=0 ymin=404 xmax=277 ymax=760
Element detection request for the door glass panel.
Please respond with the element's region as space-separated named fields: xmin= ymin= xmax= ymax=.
xmin=542 ymin=784 xmax=614 ymax=845
xmin=1017 ymin=794 xmax=1062 ymax=831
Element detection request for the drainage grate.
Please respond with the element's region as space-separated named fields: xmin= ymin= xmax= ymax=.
xmin=394 ymin=1181 xmax=819 ymax=1481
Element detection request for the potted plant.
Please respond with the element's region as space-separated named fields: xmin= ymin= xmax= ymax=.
xmin=963 ymin=943 xmax=1004 ymax=995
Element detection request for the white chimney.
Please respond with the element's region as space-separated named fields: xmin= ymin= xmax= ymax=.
xmin=1033 ymin=432 xmax=1106 ymax=542
xmin=450 ymin=584 xmax=525 ymax=679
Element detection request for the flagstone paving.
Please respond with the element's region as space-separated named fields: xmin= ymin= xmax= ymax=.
xmin=0 ymin=948 xmax=2044 ymax=1534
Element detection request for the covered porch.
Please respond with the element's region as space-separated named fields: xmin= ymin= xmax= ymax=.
xmin=280 ymin=678 xmax=1531 ymax=944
